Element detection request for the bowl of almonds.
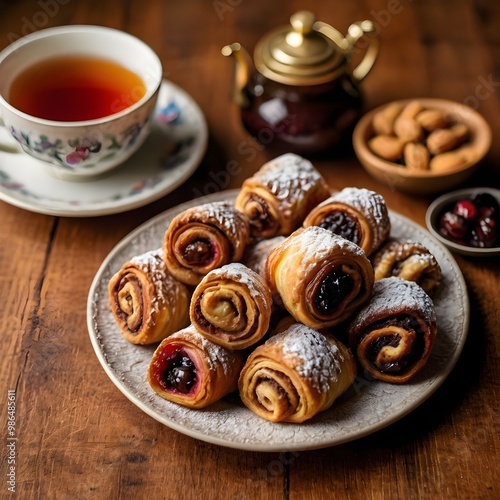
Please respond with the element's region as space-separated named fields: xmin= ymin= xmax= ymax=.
xmin=352 ymin=98 xmax=491 ymax=194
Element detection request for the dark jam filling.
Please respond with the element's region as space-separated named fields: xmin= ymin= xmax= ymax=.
xmin=366 ymin=315 xmax=425 ymax=373
xmin=154 ymin=348 xmax=197 ymax=394
xmin=183 ymin=239 xmax=214 ymax=265
xmin=319 ymin=211 xmax=361 ymax=245
xmin=314 ymin=270 xmax=354 ymax=315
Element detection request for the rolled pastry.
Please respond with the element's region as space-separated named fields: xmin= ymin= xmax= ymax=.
xmin=348 ymin=277 xmax=437 ymax=384
xmin=238 ymin=323 xmax=356 ymax=423
xmin=235 ymin=153 xmax=330 ymax=238
xmin=371 ymin=238 xmax=442 ymax=295
xmin=148 ymin=325 xmax=245 ymax=409
xmin=108 ymin=249 xmax=191 ymax=345
xmin=241 ymin=236 xmax=286 ymax=276
xmin=303 ymin=187 xmax=390 ymax=256
xmin=266 ymin=226 xmax=374 ymax=329
xmin=163 ymin=201 xmax=250 ymax=286
xmin=190 ymin=263 xmax=272 ymax=350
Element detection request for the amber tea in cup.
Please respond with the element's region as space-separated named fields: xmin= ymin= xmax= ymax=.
xmin=0 ymin=25 xmax=163 ymax=180
xmin=9 ymin=55 xmax=147 ymax=122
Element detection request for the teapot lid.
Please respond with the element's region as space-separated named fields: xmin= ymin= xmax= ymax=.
xmin=254 ymin=11 xmax=347 ymax=86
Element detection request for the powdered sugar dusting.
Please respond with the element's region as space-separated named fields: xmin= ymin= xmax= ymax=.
xmin=185 ymin=201 xmax=249 ymax=244
xmin=205 ymin=263 xmax=269 ymax=300
xmin=169 ymin=325 xmax=238 ymax=376
xmin=278 ymin=324 xmax=343 ymax=393
xmin=276 ymin=226 xmax=367 ymax=278
xmin=248 ymin=153 xmax=327 ymax=208
xmin=351 ymin=276 xmax=436 ymax=331
xmin=379 ymin=238 xmax=440 ymax=269
xmin=328 ymin=187 xmax=390 ymax=249
xmin=129 ymin=248 xmax=180 ymax=313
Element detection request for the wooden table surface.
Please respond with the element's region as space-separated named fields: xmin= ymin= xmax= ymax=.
xmin=1 ymin=1 xmax=499 ymax=498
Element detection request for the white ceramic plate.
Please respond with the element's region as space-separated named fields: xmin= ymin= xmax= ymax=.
xmin=87 ymin=190 xmax=469 ymax=452
xmin=0 ymin=80 xmax=207 ymax=217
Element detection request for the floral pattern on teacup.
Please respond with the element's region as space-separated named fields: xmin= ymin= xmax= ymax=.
xmin=0 ymin=98 xmax=200 ymax=205
xmin=9 ymin=114 xmax=151 ymax=171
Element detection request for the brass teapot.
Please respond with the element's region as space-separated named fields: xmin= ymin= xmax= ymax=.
xmin=222 ymin=11 xmax=379 ymax=154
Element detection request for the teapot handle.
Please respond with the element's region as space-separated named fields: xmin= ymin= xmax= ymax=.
xmin=345 ymin=20 xmax=379 ymax=82
xmin=315 ymin=19 xmax=379 ymax=82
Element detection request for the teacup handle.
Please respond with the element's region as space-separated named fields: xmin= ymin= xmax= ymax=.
xmin=0 ymin=116 xmax=22 ymax=154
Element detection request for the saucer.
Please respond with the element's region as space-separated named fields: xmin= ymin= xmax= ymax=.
xmin=0 ymin=80 xmax=208 ymax=217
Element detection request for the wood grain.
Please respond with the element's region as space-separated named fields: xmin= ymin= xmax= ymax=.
xmin=0 ymin=1 xmax=499 ymax=499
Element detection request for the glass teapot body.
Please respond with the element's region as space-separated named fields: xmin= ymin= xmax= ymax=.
xmin=241 ymin=71 xmax=363 ymax=154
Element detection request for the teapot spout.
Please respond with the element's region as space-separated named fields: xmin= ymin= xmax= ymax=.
xmin=221 ymin=43 xmax=251 ymax=108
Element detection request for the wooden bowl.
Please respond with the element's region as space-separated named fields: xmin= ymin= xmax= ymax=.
xmin=352 ymin=98 xmax=492 ymax=195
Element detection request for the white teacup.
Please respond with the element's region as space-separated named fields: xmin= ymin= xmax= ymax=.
xmin=0 ymin=25 xmax=163 ymax=181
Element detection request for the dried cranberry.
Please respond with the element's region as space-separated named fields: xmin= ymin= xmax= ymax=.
xmin=453 ymin=199 xmax=477 ymax=221
xmin=438 ymin=211 xmax=469 ymax=241
xmin=473 ymin=217 xmax=497 ymax=247
xmin=473 ymin=193 xmax=500 ymax=214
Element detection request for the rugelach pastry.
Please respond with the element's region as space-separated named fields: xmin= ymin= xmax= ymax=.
xmin=163 ymin=201 xmax=250 ymax=286
xmin=108 ymin=249 xmax=191 ymax=345
xmin=266 ymin=226 xmax=374 ymax=328
xmin=148 ymin=325 xmax=245 ymax=409
xmin=241 ymin=236 xmax=286 ymax=276
xmin=371 ymin=238 xmax=442 ymax=295
xmin=303 ymin=187 xmax=390 ymax=256
xmin=235 ymin=153 xmax=330 ymax=238
xmin=190 ymin=263 xmax=272 ymax=350
xmin=238 ymin=323 xmax=356 ymax=423
xmin=348 ymin=277 xmax=437 ymax=384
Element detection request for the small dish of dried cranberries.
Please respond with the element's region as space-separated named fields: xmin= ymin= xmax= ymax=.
xmin=426 ymin=187 xmax=500 ymax=257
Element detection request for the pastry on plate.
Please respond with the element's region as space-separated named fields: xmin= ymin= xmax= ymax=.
xmin=235 ymin=153 xmax=330 ymax=238
xmin=303 ymin=187 xmax=390 ymax=256
xmin=371 ymin=238 xmax=441 ymax=295
xmin=266 ymin=226 xmax=374 ymax=328
xmin=148 ymin=325 xmax=245 ymax=409
xmin=108 ymin=249 xmax=190 ymax=344
xmin=190 ymin=263 xmax=272 ymax=350
xmin=347 ymin=277 xmax=437 ymax=384
xmin=163 ymin=201 xmax=250 ymax=286
xmin=238 ymin=322 xmax=356 ymax=423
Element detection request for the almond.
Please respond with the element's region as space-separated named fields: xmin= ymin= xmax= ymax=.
xmin=404 ymin=142 xmax=430 ymax=170
xmin=400 ymin=100 xmax=424 ymax=120
xmin=427 ymin=123 xmax=469 ymax=155
xmin=372 ymin=102 xmax=402 ymax=135
xmin=394 ymin=117 xmax=423 ymax=142
xmin=429 ymin=146 xmax=476 ymax=173
xmin=415 ymin=109 xmax=449 ymax=131
xmin=368 ymin=135 xmax=405 ymax=161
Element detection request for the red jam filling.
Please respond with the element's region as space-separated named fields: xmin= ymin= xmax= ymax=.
xmin=152 ymin=345 xmax=197 ymax=395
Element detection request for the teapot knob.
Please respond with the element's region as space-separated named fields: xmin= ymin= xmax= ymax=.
xmin=290 ymin=11 xmax=316 ymax=35
xmin=286 ymin=11 xmax=316 ymax=47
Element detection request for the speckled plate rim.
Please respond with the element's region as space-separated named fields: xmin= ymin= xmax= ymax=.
xmin=425 ymin=187 xmax=500 ymax=257
xmin=87 ymin=190 xmax=469 ymax=452
xmin=0 ymin=80 xmax=208 ymax=217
